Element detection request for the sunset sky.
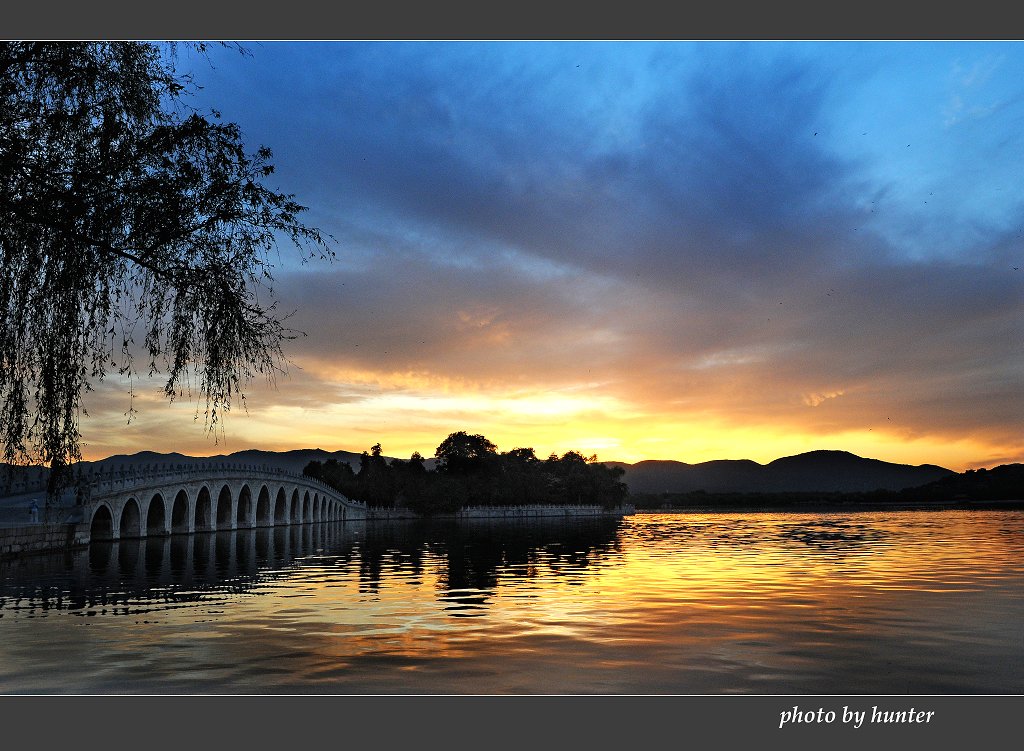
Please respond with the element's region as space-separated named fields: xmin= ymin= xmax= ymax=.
xmin=81 ymin=41 xmax=1023 ymax=471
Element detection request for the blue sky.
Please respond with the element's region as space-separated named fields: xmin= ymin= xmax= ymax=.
xmin=83 ymin=41 xmax=1024 ymax=470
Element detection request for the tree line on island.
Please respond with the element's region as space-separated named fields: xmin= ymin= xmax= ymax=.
xmin=304 ymin=433 xmax=1022 ymax=514
xmin=303 ymin=431 xmax=629 ymax=514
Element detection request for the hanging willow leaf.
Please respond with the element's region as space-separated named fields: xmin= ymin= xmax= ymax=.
xmin=0 ymin=42 xmax=335 ymax=498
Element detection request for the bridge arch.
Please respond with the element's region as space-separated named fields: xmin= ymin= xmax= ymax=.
xmin=302 ymin=491 xmax=310 ymax=523
xmin=146 ymin=493 xmax=167 ymax=536
xmin=120 ymin=497 xmax=141 ymax=539
xmin=237 ymin=485 xmax=253 ymax=529
xmin=273 ymin=487 xmax=286 ymax=525
xmin=313 ymin=494 xmax=320 ymax=523
xmin=215 ymin=485 xmax=233 ymax=530
xmin=290 ymin=489 xmax=300 ymax=522
xmin=256 ymin=485 xmax=272 ymax=526
xmin=194 ymin=486 xmax=212 ymax=532
xmin=90 ymin=504 xmax=114 ymax=541
xmin=171 ymin=489 xmax=189 ymax=534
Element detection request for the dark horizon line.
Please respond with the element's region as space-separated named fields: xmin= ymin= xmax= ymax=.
xmin=13 ymin=445 xmax=1019 ymax=474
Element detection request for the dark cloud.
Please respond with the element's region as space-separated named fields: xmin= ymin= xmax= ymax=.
xmin=75 ymin=43 xmax=1022 ymax=468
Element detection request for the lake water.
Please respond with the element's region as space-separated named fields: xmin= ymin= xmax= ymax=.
xmin=1 ymin=510 xmax=1023 ymax=694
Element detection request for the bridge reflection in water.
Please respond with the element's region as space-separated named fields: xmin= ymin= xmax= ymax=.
xmin=0 ymin=517 xmax=624 ymax=618
xmin=8 ymin=513 xmax=1024 ymax=694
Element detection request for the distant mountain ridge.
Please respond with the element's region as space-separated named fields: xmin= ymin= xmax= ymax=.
xmin=2 ymin=447 xmax=952 ymax=496
xmin=91 ymin=448 xmax=370 ymax=475
xmin=605 ymin=450 xmax=953 ymax=494
xmin=91 ymin=448 xmax=954 ymax=493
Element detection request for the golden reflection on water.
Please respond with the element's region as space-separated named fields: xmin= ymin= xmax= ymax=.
xmin=1 ymin=511 xmax=1024 ymax=693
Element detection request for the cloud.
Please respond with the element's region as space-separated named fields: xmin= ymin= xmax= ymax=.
xmin=803 ymin=390 xmax=845 ymax=408
xmin=67 ymin=43 xmax=1024 ymax=470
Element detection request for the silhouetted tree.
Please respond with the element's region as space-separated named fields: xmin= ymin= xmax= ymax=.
xmin=500 ymin=447 xmax=542 ymax=505
xmin=306 ymin=434 xmax=630 ymax=513
xmin=356 ymin=443 xmax=394 ymax=506
xmin=434 ymin=431 xmax=498 ymax=476
xmin=0 ymin=42 xmax=332 ymax=494
xmin=406 ymin=450 xmax=427 ymax=474
xmin=304 ymin=458 xmax=357 ymax=498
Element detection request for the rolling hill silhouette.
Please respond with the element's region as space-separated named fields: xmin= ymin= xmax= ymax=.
xmin=91 ymin=447 xmax=371 ymax=474
xmin=0 ymin=447 xmax=954 ymax=497
xmin=606 ymin=450 xmax=953 ymax=493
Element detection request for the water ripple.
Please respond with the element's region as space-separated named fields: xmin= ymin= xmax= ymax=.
xmin=1 ymin=511 xmax=1023 ymax=693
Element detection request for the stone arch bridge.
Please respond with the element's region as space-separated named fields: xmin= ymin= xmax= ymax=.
xmin=69 ymin=462 xmax=366 ymax=543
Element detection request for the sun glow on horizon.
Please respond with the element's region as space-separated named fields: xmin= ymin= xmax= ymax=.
xmin=76 ymin=373 xmax=1018 ymax=473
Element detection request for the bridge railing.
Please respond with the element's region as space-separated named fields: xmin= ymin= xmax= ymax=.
xmin=70 ymin=462 xmax=365 ymax=508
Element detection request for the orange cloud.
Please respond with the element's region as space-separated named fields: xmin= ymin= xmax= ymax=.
xmin=77 ymin=365 xmax=1019 ymax=473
